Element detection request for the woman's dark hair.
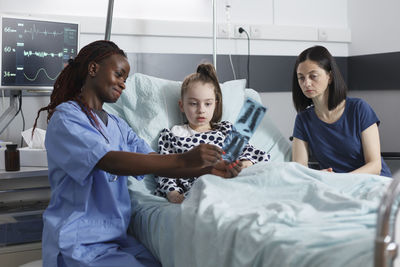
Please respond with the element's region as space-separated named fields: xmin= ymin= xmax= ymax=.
xmin=292 ymin=45 xmax=347 ymax=112
xmin=32 ymin=40 xmax=127 ymax=134
xmin=181 ymin=63 xmax=223 ymax=126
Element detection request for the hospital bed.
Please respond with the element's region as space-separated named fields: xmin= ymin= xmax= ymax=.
xmin=103 ymin=73 xmax=398 ymax=267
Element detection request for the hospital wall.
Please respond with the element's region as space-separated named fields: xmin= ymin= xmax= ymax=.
xmin=0 ymin=0 xmax=399 ymax=176
xmin=0 ymin=0 xmax=349 ymax=142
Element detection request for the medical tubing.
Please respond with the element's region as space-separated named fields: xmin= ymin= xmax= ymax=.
xmin=10 ymin=92 xmax=22 ymax=141
xmin=1 ymin=90 xmax=4 ymax=113
xmin=225 ymin=2 xmax=237 ymax=80
xmin=239 ymin=27 xmax=251 ymax=88
xmin=20 ymin=109 xmax=25 ymax=147
xmin=247 ymin=33 xmax=250 ymax=88
xmin=19 ymin=93 xmax=25 ymax=147
xmin=228 ymin=55 xmax=237 ymax=80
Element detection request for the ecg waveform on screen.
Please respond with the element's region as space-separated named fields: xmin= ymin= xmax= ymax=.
xmin=23 ymin=50 xmax=63 ymax=58
xmin=1 ymin=17 xmax=79 ymax=87
xmin=23 ymin=68 xmax=59 ymax=82
xmin=24 ymin=24 xmax=63 ymax=40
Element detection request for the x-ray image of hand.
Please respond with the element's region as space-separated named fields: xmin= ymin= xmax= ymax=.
xmin=222 ymin=98 xmax=267 ymax=162
xmin=221 ymin=128 xmax=249 ymax=162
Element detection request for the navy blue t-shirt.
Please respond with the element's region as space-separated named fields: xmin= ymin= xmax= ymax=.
xmin=293 ymin=97 xmax=391 ymax=177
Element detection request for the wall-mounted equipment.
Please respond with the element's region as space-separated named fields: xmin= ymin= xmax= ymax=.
xmin=0 ymin=15 xmax=79 ymax=135
xmin=0 ymin=15 xmax=79 ymax=91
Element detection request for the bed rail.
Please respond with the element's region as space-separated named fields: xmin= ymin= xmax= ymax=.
xmin=375 ymin=176 xmax=400 ymax=267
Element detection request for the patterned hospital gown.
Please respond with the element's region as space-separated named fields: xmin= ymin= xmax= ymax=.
xmin=154 ymin=121 xmax=270 ymax=197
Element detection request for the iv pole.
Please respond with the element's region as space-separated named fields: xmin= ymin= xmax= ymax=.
xmin=212 ymin=0 xmax=217 ymax=71
xmin=105 ymin=0 xmax=114 ymax=40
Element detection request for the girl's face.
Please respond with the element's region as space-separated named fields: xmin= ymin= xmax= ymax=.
xmin=89 ymin=54 xmax=130 ymax=105
xmin=180 ymin=81 xmax=216 ymax=131
xmin=296 ymin=59 xmax=331 ymax=101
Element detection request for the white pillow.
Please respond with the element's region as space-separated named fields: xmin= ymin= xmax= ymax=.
xmin=220 ymin=79 xmax=246 ymax=122
xmin=104 ymin=73 xmax=246 ymax=151
xmin=244 ymin=88 xmax=292 ymax=162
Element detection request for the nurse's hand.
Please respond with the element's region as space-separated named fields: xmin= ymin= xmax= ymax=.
xmin=211 ymin=160 xmax=242 ymax=178
xmin=182 ymin=144 xmax=223 ymax=168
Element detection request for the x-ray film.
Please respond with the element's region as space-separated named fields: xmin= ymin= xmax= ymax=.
xmin=222 ymin=98 xmax=267 ymax=162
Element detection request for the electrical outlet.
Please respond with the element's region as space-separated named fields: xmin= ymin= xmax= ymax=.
xmin=234 ymin=25 xmax=249 ymax=38
xmin=218 ymin=24 xmax=229 ymax=38
xmin=318 ymin=29 xmax=328 ymax=41
xmin=250 ymin=25 xmax=261 ymax=38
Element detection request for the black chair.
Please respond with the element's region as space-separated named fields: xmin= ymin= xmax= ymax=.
xmin=381 ymin=152 xmax=400 ymax=161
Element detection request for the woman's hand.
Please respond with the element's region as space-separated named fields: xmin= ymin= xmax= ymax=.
xmin=211 ymin=160 xmax=242 ymax=178
xmin=321 ymin=167 xmax=333 ymax=172
xmin=180 ymin=144 xmax=223 ymax=168
xmin=292 ymin=137 xmax=309 ymax=167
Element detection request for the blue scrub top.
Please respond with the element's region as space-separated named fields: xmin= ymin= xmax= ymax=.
xmin=293 ymin=97 xmax=391 ymax=177
xmin=42 ymin=101 xmax=153 ymax=266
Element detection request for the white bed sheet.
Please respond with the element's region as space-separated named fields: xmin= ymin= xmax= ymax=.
xmin=128 ymin=162 xmax=390 ymax=267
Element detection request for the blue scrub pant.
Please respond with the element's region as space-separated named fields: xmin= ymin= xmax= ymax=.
xmin=57 ymin=238 xmax=161 ymax=267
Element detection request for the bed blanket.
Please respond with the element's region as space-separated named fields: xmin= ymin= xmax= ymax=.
xmin=128 ymin=162 xmax=390 ymax=267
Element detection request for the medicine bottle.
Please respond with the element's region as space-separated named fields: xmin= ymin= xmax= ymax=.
xmin=5 ymin=144 xmax=20 ymax=171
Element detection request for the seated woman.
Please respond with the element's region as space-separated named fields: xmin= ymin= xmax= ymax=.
xmin=155 ymin=63 xmax=270 ymax=203
xmin=291 ymin=45 xmax=391 ymax=177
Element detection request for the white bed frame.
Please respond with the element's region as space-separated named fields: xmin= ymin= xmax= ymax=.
xmin=376 ymin=176 xmax=400 ymax=266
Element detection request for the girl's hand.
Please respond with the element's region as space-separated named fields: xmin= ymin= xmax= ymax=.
xmin=240 ymin=160 xmax=253 ymax=169
xmin=321 ymin=167 xmax=333 ymax=172
xmin=211 ymin=160 xmax=242 ymax=178
xmin=167 ymin=190 xmax=185 ymax=204
xmin=181 ymin=144 xmax=223 ymax=168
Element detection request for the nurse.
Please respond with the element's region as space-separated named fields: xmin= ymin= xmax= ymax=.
xmin=32 ymin=40 xmax=240 ymax=267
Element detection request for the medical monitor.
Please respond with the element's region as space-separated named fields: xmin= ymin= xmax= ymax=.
xmin=0 ymin=15 xmax=79 ymax=90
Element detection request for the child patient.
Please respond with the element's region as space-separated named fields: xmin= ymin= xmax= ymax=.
xmin=154 ymin=63 xmax=270 ymax=203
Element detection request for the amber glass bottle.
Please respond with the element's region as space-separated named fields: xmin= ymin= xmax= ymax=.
xmin=5 ymin=144 xmax=20 ymax=171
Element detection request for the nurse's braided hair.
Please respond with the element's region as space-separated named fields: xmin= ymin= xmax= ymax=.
xmin=32 ymin=40 xmax=127 ymax=135
xmin=181 ymin=63 xmax=223 ymax=127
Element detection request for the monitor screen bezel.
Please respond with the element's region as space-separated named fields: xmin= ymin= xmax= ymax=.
xmin=0 ymin=14 xmax=80 ymax=91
